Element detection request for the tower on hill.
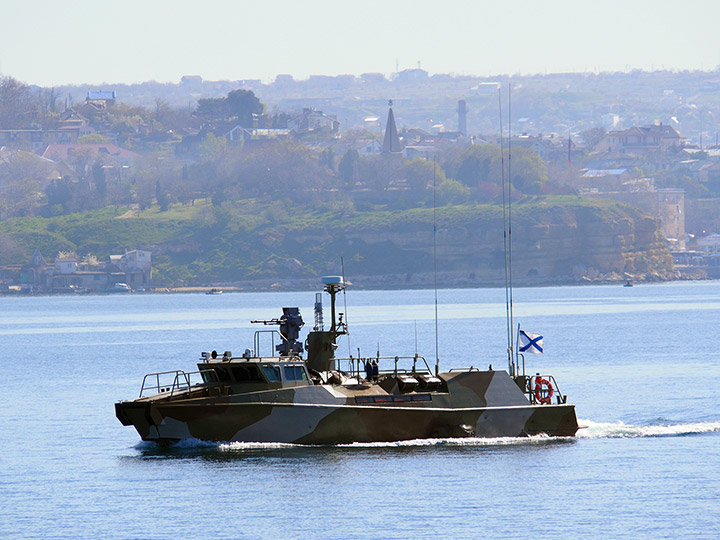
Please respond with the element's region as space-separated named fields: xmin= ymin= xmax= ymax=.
xmin=382 ymin=101 xmax=402 ymax=154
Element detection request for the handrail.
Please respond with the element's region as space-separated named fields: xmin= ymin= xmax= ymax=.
xmin=139 ymin=369 xmax=219 ymax=398
xmin=169 ymin=369 xmax=219 ymax=398
xmin=526 ymin=374 xmax=566 ymax=405
xmin=253 ymin=329 xmax=288 ymax=358
xmin=139 ymin=370 xmax=185 ymax=397
xmin=335 ymin=354 xmax=435 ymax=380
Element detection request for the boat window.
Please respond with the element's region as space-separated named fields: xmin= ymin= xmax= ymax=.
xmin=283 ymin=365 xmax=308 ymax=381
xmin=261 ymin=365 xmax=281 ymax=382
xmin=231 ymin=365 xmax=263 ymax=382
xmin=205 ymin=367 xmax=231 ymax=382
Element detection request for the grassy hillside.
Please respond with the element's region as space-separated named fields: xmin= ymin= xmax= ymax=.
xmin=0 ymin=196 xmax=672 ymax=286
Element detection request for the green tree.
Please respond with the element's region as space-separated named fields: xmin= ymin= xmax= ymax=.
xmin=37 ymin=87 xmax=59 ymax=118
xmin=0 ymin=151 xmax=53 ymax=216
xmin=437 ymin=178 xmax=471 ymax=205
xmin=546 ymin=162 xmax=582 ymax=194
xmin=1 ymin=177 xmax=42 ymax=217
xmin=68 ymin=147 xmax=95 ymax=182
xmin=404 ymin=158 xmax=447 ymax=193
xmin=134 ymin=153 xmax=181 ymax=210
xmin=0 ymin=234 xmax=25 ymax=264
xmin=92 ymin=163 xmax=107 ymax=200
xmin=338 ymin=149 xmax=359 ymax=184
xmin=44 ymin=176 xmax=74 ymax=212
xmin=357 ymin=154 xmax=405 ymax=191
xmin=198 ymin=133 xmax=228 ymax=162
xmin=443 ymin=145 xmax=546 ymax=195
xmin=154 ymin=97 xmax=170 ymax=122
xmin=225 ymin=140 xmax=332 ymax=203
xmin=195 ymin=89 xmax=264 ymax=127
xmin=509 ymin=147 xmax=547 ymax=193
xmin=320 ymin=147 xmax=335 ymax=171
xmin=195 ymin=97 xmax=226 ymax=120
xmin=0 ymin=76 xmax=38 ymax=128
xmin=156 ymin=180 xmax=171 ymax=211
xmin=452 ymin=145 xmax=500 ymax=187
xmin=224 ymin=89 xmax=264 ymax=126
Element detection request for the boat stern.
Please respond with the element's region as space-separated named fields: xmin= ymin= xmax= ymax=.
xmin=523 ymin=403 xmax=579 ymax=437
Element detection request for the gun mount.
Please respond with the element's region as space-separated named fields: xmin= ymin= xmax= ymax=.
xmin=251 ymin=307 xmax=304 ymax=356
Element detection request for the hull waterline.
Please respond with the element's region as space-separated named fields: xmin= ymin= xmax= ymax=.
xmin=116 ymin=398 xmax=579 ymax=445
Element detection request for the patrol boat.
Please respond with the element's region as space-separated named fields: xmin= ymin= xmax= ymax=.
xmin=115 ymin=277 xmax=579 ymax=444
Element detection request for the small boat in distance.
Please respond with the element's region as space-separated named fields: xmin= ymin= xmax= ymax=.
xmin=624 ymin=280 xmax=633 ymax=287
xmin=110 ymin=283 xmax=131 ymax=293
xmin=206 ymin=288 xmax=223 ymax=295
xmin=115 ymin=277 xmax=579 ymax=445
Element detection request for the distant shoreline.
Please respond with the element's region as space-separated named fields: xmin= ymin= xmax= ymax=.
xmin=2 ymin=268 xmax=713 ymax=297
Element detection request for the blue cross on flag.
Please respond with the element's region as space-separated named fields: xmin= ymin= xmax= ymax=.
xmin=519 ymin=330 xmax=543 ymax=354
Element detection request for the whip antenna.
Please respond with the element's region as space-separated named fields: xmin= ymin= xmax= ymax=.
xmin=414 ymin=320 xmax=418 ymax=355
xmin=341 ymin=256 xmax=351 ymax=359
xmin=508 ymin=82 xmax=515 ymax=374
xmin=498 ymin=86 xmax=513 ymax=375
xmin=433 ymin=155 xmax=440 ymax=376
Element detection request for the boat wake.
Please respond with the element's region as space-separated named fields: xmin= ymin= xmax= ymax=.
xmin=216 ymin=434 xmax=570 ymax=451
xmin=215 ymin=421 xmax=720 ymax=450
xmin=577 ymin=419 xmax=720 ymax=439
xmin=334 ymin=435 xmax=565 ymax=448
xmin=219 ymin=441 xmax=300 ymax=451
xmin=134 ymin=420 xmax=720 ymax=454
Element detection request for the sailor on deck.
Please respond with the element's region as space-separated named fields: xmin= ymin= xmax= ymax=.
xmin=371 ymin=360 xmax=379 ymax=382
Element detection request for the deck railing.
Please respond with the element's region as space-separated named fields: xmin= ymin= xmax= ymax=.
xmin=139 ymin=369 xmax=219 ymax=398
xmin=519 ymin=374 xmax=567 ymax=405
xmin=335 ymin=354 xmax=436 ymax=380
xmin=253 ymin=329 xmax=288 ymax=358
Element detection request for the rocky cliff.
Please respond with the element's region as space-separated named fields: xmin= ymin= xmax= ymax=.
xmin=3 ymin=197 xmax=674 ymax=289
xmin=265 ymin=197 xmax=674 ymax=288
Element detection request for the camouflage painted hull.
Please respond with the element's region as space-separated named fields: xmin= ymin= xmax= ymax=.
xmin=116 ymin=401 xmax=578 ymax=445
xmin=116 ymin=370 xmax=579 ymax=444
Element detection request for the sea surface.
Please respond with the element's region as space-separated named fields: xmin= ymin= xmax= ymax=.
xmin=1 ymin=282 xmax=719 ymax=539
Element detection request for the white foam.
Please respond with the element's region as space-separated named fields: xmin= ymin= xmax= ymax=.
xmin=220 ymin=434 xmax=568 ymax=450
xmin=135 ymin=421 xmax=720 ymax=452
xmin=134 ymin=438 xmax=219 ymax=451
xmin=219 ymin=441 xmax=300 ymax=451
xmin=172 ymin=437 xmax=219 ymax=448
xmin=210 ymin=434 xmax=568 ymax=451
xmin=577 ymin=419 xmax=720 ymax=439
xmin=336 ymin=434 xmax=566 ymax=448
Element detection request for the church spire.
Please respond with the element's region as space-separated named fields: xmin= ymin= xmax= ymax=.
xmin=382 ymin=100 xmax=402 ymax=154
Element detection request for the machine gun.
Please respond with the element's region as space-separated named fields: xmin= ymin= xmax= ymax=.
xmin=251 ymin=307 xmax=305 ymax=356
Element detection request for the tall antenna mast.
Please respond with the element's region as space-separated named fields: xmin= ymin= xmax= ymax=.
xmin=414 ymin=320 xmax=418 ymax=355
xmin=498 ymin=87 xmax=513 ymax=376
xmin=508 ymin=83 xmax=515 ymax=375
xmin=433 ymin=155 xmax=440 ymax=376
xmin=341 ymin=256 xmax=351 ymax=359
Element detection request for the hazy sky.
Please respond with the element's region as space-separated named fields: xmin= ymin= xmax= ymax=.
xmin=2 ymin=0 xmax=720 ymax=86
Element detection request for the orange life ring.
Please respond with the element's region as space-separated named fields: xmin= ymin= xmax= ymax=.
xmin=534 ymin=377 xmax=554 ymax=404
